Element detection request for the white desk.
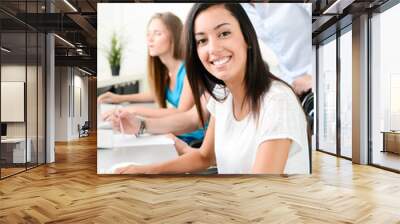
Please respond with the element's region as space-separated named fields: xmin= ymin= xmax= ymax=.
xmin=97 ymin=75 xmax=142 ymax=89
xmin=1 ymin=137 xmax=32 ymax=163
xmin=99 ymin=102 xmax=156 ymax=111
xmin=97 ymin=130 xmax=177 ymax=174
xmin=97 ymin=144 xmax=178 ymax=174
xmin=97 ymin=103 xmax=177 ymax=174
xmin=97 ymin=102 xmax=156 ymax=130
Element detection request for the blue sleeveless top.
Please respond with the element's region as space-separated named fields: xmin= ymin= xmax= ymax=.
xmin=166 ymin=63 xmax=205 ymax=144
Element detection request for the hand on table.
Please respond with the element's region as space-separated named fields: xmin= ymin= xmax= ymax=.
xmin=110 ymin=109 xmax=141 ymax=135
xmin=97 ymin=92 xmax=123 ymax=104
xmin=101 ymin=107 xmax=136 ymax=122
xmin=114 ymin=164 xmax=152 ymax=174
xmin=101 ymin=109 xmax=116 ymax=122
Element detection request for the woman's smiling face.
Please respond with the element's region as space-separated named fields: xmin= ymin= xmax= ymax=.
xmin=194 ymin=5 xmax=248 ymax=84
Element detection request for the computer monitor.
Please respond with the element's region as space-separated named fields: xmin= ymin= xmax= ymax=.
xmin=1 ymin=123 xmax=7 ymax=137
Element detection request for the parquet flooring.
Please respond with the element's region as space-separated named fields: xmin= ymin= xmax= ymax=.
xmin=1 ymin=167 xmax=25 ymax=177
xmin=1 ymin=134 xmax=400 ymax=223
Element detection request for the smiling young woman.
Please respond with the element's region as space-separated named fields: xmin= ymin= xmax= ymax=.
xmin=114 ymin=3 xmax=310 ymax=175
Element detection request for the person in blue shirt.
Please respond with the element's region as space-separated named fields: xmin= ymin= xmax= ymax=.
xmin=98 ymin=12 xmax=204 ymax=144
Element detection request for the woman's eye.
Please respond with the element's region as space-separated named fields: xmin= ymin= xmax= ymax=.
xmin=219 ymin=31 xmax=231 ymax=38
xmin=196 ymin=39 xmax=207 ymax=45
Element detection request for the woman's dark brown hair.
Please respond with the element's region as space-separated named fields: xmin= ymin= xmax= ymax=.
xmin=185 ymin=3 xmax=311 ymax=172
xmin=147 ymin=12 xmax=183 ymax=108
xmin=185 ymin=3 xmax=285 ymax=126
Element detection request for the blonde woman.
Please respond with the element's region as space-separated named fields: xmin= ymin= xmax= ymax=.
xmin=99 ymin=12 xmax=204 ymax=144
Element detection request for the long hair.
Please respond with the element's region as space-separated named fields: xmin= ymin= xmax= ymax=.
xmin=147 ymin=12 xmax=183 ymax=108
xmin=185 ymin=3 xmax=284 ymax=126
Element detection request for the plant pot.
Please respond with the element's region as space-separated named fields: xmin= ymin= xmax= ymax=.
xmin=111 ymin=65 xmax=120 ymax=76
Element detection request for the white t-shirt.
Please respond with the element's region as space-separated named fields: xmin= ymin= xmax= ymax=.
xmin=207 ymin=81 xmax=310 ymax=174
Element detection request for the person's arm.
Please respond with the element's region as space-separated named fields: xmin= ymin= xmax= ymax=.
xmin=292 ymin=74 xmax=312 ymax=96
xmin=110 ymin=106 xmax=201 ymax=135
xmin=101 ymin=97 xmax=183 ymax=120
xmin=97 ymin=91 xmax=154 ymax=104
xmin=166 ymin=134 xmax=197 ymax=155
xmin=252 ymin=139 xmax=292 ymax=174
xmin=128 ymin=107 xmax=182 ymax=118
xmin=110 ymin=94 xmax=210 ymax=135
xmin=143 ymin=91 xmax=210 ymax=134
xmin=145 ymin=105 xmax=204 ymax=135
xmin=128 ymin=76 xmax=195 ymax=118
xmin=114 ymin=117 xmax=217 ymax=174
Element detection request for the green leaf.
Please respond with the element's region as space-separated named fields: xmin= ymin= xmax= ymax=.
xmin=107 ymin=33 xmax=123 ymax=68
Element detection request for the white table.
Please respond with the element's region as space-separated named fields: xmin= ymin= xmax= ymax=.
xmin=1 ymin=138 xmax=32 ymax=163
xmin=97 ymin=102 xmax=177 ymax=174
xmin=97 ymin=75 xmax=142 ymax=89
xmin=97 ymin=130 xmax=178 ymax=174
xmin=97 ymin=144 xmax=178 ymax=174
xmin=97 ymin=102 xmax=156 ymax=129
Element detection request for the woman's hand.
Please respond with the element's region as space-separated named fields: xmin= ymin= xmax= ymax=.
xmin=102 ymin=107 xmax=134 ymax=122
xmin=98 ymin=92 xmax=122 ymax=104
xmin=292 ymin=74 xmax=312 ymax=96
xmin=101 ymin=109 xmax=116 ymax=121
xmin=110 ymin=109 xmax=141 ymax=135
xmin=166 ymin=134 xmax=196 ymax=155
xmin=114 ymin=164 xmax=154 ymax=174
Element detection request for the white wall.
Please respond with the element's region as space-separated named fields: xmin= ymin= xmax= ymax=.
xmin=1 ymin=63 xmax=46 ymax=164
xmin=1 ymin=65 xmax=26 ymax=148
xmin=72 ymin=74 xmax=89 ymax=138
xmin=79 ymin=75 xmax=89 ymax=124
xmin=55 ymin=67 xmax=89 ymax=141
xmin=97 ymin=3 xmax=295 ymax=92
xmin=55 ymin=67 xmax=68 ymax=141
xmin=97 ymin=3 xmax=194 ymax=92
xmin=1 ymin=78 xmax=24 ymax=124
xmin=1 ymin=65 xmax=28 ymax=138
xmin=312 ymin=45 xmax=316 ymax=150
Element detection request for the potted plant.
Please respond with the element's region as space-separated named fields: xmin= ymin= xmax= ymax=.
xmin=107 ymin=33 xmax=123 ymax=76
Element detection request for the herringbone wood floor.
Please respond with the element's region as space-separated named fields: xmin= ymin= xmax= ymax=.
xmin=1 ymin=134 xmax=400 ymax=223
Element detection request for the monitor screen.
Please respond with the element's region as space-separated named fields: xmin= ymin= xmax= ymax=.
xmin=1 ymin=123 xmax=7 ymax=137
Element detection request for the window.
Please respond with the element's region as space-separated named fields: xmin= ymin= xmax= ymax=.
xmin=317 ymin=36 xmax=337 ymax=155
xmin=370 ymin=2 xmax=400 ymax=171
xmin=339 ymin=28 xmax=352 ymax=158
xmin=0 ymin=1 xmax=46 ymax=179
